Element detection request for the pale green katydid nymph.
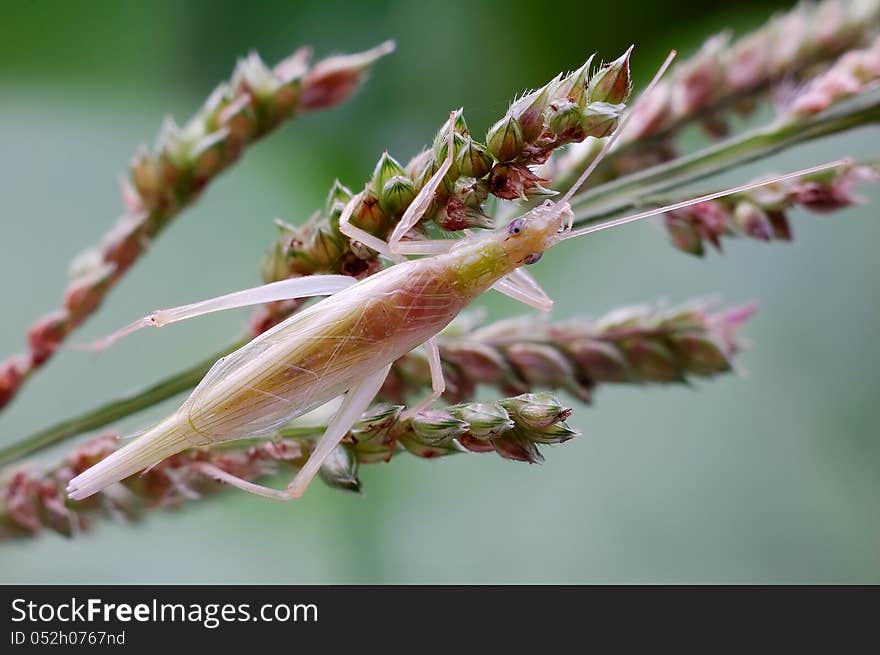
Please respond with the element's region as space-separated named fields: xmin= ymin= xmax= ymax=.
xmin=67 ymin=51 xmax=844 ymax=502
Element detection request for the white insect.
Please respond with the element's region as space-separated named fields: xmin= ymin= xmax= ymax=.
xmin=67 ymin=51 xmax=844 ymax=502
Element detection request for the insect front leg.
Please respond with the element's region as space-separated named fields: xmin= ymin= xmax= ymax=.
xmin=387 ymin=110 xmax=460 ymax=255
xmin=492 ymin=268 xmax=554 ymax=312
xmin=338 ymin=191 xmax=405 ymax=263
xmin=340 ymin=111 xmax=461 ymax=261
xmin=198 ymin=364 xmax=392 ymax=501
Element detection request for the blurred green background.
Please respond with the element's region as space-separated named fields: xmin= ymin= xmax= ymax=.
xmin=1 ymin=0 xmax=878 ymax=583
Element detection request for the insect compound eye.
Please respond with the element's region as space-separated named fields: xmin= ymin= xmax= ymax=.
xmin=524 ymin=252 xmax=543 ymax=265
xmin=506 ymin=218 xmax=525 ymax=236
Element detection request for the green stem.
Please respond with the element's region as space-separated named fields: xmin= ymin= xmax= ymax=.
xmin=570 ymin=89 xmax=880 ymax=227
xmin=0 ymin=341 xmax=245 ymax=467
xmin=3 ymin=90 xmax=878 ymax=471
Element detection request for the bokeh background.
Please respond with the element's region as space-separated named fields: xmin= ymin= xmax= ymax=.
xmin=1 ymin=0 xmax=878 ymax=583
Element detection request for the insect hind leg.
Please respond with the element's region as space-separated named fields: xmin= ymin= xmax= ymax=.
xmin=197 ymin=364 xmax=392 ymax=501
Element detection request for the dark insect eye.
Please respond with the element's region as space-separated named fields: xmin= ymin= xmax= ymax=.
xmin=524 ymin=252 xmax=542 ymax=265
xmin=507 ymin=218 xmax=525 ymax=235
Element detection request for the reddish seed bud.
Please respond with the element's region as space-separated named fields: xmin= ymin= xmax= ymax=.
xmin=668 ymin=333 xmax=732 ymax=375
xmin=728 ymin=33 xmax=768 ymax=92
xmin=64 ymin=276 xmax=108 ymax=322
xmin=766 ymin=210 xmax=793 ymax=241
xmin=665 ymin=214 xmax=705 ymax=256
xmin=557 ymin=57 xmax=592 ymax=106
xmin=398 ymin=435 xmax=457 ymax=459
xmin=487 ymin=163 xmax=553 ymax=200
xmin=566 ymin=339 xmax=630 ymax=382
xmin=673 ymin=33 xmax=727 ymax=116
xmin=0 ymin=357 xmax=27 ymax=409
xmin=588 ymin=48 xmax=633 ymax=104
xmin=300 ymin=41 xmax=395 ymax=110
xmin=504 ymin=343 xmax=574 ymax=388
xmin=510 ymin=86 xmax=552 ymax=142
xmin=440 ymin=342 xmax=510 ymax=384
xmin=700 ymin=113 xmax=730 ymax=139
xmin=619 ymin=339 xmax=683 ymax=382
xmin=546 ymin=100 xmax=586 ymax=141
xmin=458 ymin=434 xmax=496 ymax=453
xmin=27 ymin=311 xmax=69 ymax=366
xmin=492 ymin=433 xmax=543 ymax=464
xmin=733 ymin=201 xmax=774 ymax=241
xmin=625 ymin=82 xmax=671 ymax=140
xmin=352 ymin=193 xmax=388 ymax=236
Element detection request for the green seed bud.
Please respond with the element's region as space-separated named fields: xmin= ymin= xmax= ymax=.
xmin=433 ymin=131 xmax=468 ymax=177
xmin=324 ymin=179 xmax=353 ymax=216
xmin=235 ymin=52 xmax=281 ymax=100
xmin=351 ymin=439 xmax=396 ymax=464
xmin=526 ymin=421 xmax=579 ymax=445
xmin=308 ymin=225 xmax=347 ymax=269
xmin=456 ymin=138 xmax=494 ymax=179
xmin=451 ymin=402 xmax=514 ymax=439
xmin=351 ymin=403 xmax=402 ymax=444
xmin=410 ymin=409 xmax=469 ymax=446
xmin=486 ymin=114 xmax=524 ymax=162
xmin=432 ymin=111 xmax=469 ymax=160
xmin=371 ymin=151 xmax=406 ymax=190
xmin=580 ymin=102 xmax=624 ymax=138
xmin=405 ymin=149 xmax=433 ymax=180
xmin=588 ymin=49 xmax=633 ymax=104
xmin=379 ymin=175 xmax=416 ymax=216
xmin=501 ymin=392 xmax=572 ymax=430
xmin=156 ymin=118 xmax=189 ymax=169
xmin=318 ymin=444 xmax=361 ymax=493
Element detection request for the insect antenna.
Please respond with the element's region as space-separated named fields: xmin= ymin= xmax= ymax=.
xmin=559 ymin=48 xmax=678 ymax=209
xmin=560 ymin=159 xmax=851 ymax=241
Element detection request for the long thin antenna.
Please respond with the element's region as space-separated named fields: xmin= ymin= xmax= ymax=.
xmin=562 ymin=159 xmax=851 ymax=240
xmin=560 ymin=48 xmax=677 ymax=205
